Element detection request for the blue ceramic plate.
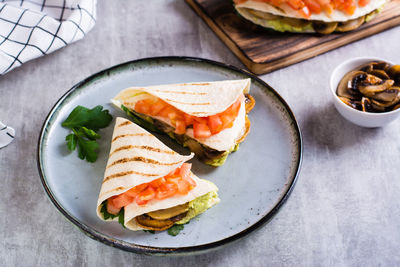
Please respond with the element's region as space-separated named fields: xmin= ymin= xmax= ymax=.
xmin=37 ymin=57 xmax=302 ymax=255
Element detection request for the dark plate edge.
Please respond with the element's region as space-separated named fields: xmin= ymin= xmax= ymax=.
xmin=36 ymin=56 xmax=303 ymax=256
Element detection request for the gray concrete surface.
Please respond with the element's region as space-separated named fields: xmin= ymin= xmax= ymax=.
xmin=1 ymin=0 xmax=400 ymax=266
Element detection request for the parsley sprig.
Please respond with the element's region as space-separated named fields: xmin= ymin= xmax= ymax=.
xmin=167 ymin=224 xmax=185 ymax=236
xmin=100 ymin=201 xmax=125 ymax=227
xmin=62 ymin=105 xmax=112 ymax=162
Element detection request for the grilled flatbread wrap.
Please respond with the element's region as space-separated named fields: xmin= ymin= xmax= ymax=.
xmin=112 ymin=79 xmax=254 ymax=166
xmin=97 ymin=117 xmax=219 ymax=231
xmin=234 ymin=0 xmax=387 ymax=34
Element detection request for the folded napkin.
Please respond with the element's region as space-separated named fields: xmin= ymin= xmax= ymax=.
xmin=0 ymin=0 xmax=96 ymax=75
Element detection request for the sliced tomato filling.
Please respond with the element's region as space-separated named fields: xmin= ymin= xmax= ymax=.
xmin=133 ymin=94 xmax=245 ymax=139
xmin=233 ymin=0 xmax=369 ymax=17
xmin=106 ymin=163 xmax=196 ymax=215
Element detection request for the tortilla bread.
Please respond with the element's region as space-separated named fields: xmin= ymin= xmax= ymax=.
xmin=96 ymin=117 xmax=219 ymax=230
xmin=96 ymin=117 xmax=193 ymax=213
xmin=113 ymin=79 xmax=251 ymax=117
xmin=235 ymin=0 xmax=387 ymax=22
xmin=112 ymin=79 xmax=250 ymax=151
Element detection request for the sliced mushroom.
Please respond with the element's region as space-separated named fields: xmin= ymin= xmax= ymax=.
xmin=135 ymin=212 xmax=188 ymax=231
xmin=370 ymin=87 xmax=400 ymax=102
xmin=135 ymin=215 xmax=175 ymax=231
xmin=336 ymin=16 xmax=365 ymax=32
xmin=370 ymin=100 xmax=386 ymax=112
xmin=388 ymin=65 xmax=400 ymax=84
xmin=336 ymin=70 xmax=366 ymax=99
xmin=280 ymin=17 xmax=311 ymax=28
xmin=337 ymin=60 xmax=400 ymax=112
xmin=361 ymin=97 xmax=374 ymax=112
xmin=248 ymin=8 xmax=312 ymax=28
xmin=373 ymin=61 xmax=391 ymax=71
xmin=358 ymin=79 xmax=394 ymax=97
xmin=245 ymin=94 xmax=256 ymax=113
xmin=147 ymin=203 xmax=189 ymax=220
xmin=369 ymin=70 xmax=390 ymax=80
xmin=370 ymin=93 xmax=400 ymax=109
xmin=312 ymin=21 xmax=338 ymax=34
xmin=338 ymin=97 xmax=362 ymax=110
xmin=358 ymin=61 xmax=391 ymax=73
xmin=364 ymin=73 xmax=382 ymax=84
xmin=248 ymin=9 xmax=282 ymax=20
xmin=359 ymin=63 xmax=374 ymax=73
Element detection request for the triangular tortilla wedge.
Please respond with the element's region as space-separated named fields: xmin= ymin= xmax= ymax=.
xmin=113 ymin=79 xmax=250 ymax=117
xmin=111 ymin=79 xmax=253 ymax=163
xmin=97 ymin=117 xmax=219 ymax=230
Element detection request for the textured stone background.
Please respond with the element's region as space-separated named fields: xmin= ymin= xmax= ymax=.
xmin=1 ymin=1 xmax=400 ymax=266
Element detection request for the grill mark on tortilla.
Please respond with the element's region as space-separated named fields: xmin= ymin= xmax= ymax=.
xmin=99 ymin=186 xmax=126 ymax=197
xmin=164 ymin=98 xmax=210 ymax=105
xmin=150 ymin=89 xmax=207 ymax=95
xmin=103 ymin=170 xmax=159 ymax=183
xmin=176 ymin=83 xmax=211 ymax=86
xmin=110 ymin=145 xmax=176 ymax=157
xmin=112 ymin=133 xmax=152 ymax=142
xmin=117 ymin=121 xmax=131 ymax=127
xmin=107 ymin=157 xmax=182 ymax=168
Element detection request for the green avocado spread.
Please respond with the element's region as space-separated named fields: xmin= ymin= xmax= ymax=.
xmin=205 ymin=143 xmax=239 ymax=167
xmin=176 ymin=191 xmax=219 ymax=225
xmin=365 ymin=6 xmax=383 ymax=22
xmin=266 ymin=19 xmax=313 ymax=33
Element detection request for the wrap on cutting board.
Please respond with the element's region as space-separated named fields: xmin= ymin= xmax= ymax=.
xmin=234 ymin=0 xmax=388 ymax=34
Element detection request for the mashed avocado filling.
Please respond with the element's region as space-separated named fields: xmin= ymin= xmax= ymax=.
xmin=205 ymin=144 xmax=239 ymax=167
xmin=120 ymin=104 xmax=238 ymax=166
xmin=266 ymin=19 xmax=313 ymax=33
xmin=365 ymin=6 xmax=384 ymax=22
xmin=175 ymin=191 xmax=219 ymax=225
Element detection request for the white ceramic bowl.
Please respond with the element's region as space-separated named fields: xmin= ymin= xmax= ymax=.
xmin=330 ymin=57 xmax=400 ymax=128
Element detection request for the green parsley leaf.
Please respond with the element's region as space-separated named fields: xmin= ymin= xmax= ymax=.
xmin=167 ymin=224 xmax=184 ymax=236
xmin=79 ymin=127 xmax=100 ymax=140
xmin=118 ymin=208 xmax=125 ymax=228
xmin=65 ymin=134 xmax=77 ymax=151
xmin=100 ymin=201 xmax=125 ymax=228
xmin=62 ymin=105 xmax=112 ymax=131
xmin=77 ymin=138 xmax=99 ymax=162
xmin=84 ymin=106 xmax=113 ymax=131
xmin=62 ymin=105 xmax=112 ymax=163
xmin=143 ymin=230 xmax=155 ymax=234
xmin=61 ymin=106 xmax=90 ymax=129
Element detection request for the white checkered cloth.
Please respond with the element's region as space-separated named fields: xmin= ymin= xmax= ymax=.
xmin=0 ymin=0 xmax=96 ymax=75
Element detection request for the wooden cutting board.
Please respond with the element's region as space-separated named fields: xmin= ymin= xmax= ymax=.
xmin=186 ymin=0 xmax=400 ymax=74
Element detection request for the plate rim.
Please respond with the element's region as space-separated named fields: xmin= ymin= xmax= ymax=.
xmin=37 ymin=56 xmax=303 ymax=255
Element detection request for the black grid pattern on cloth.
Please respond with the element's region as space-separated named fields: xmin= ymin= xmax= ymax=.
xmin=0 ymin=0 xmax=96 ymax=74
